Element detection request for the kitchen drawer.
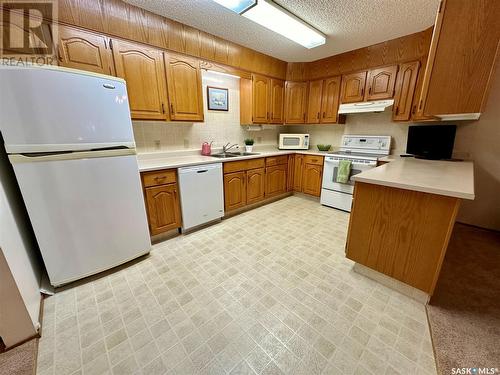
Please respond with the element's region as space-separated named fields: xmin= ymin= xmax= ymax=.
xmin=303 ymin=155 xmax=324 ymax=166
xmin=142 ymin=169 xmax=177 ymax=187
xmin=265 ymin=155 xmax=288 ymax=167
xmin=223 ymin=158 xmax=265 ymax=173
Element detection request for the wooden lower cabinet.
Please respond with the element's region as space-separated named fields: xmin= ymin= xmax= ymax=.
xmin=144 ymin=184 xmax=181 ymax=235
xmin=293 ymin=154 xmax=324 ymax=197
xmin=265 ymin=164 xmax=287 ymax=198
xmin=346 ymin=182 xmax=460 ymax=294
xmin=246 ymin=168 xmax=265 ymax=205
xmin=224 ymin=171 xmax=246 ymax=211
xmin=293 ymin=154 xmax=304 ymax=192
xmin=302 ymin=164 xmax=323 ymax=196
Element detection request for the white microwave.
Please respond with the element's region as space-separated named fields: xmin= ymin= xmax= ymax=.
xmin=279 ymin=134 xmax=310 ymax=150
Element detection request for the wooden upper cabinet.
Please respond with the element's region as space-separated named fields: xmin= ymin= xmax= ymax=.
xmin=112 ymin=39 xmax=168 ymax=120
xmin=321 ymin=76 xmax=343 ymax=123
xmin=284 ymin=81 xmax=308 ymax=124
xmin=246 ymin=168 xmax=265 ymax=205
xmin=224 ymin=171 xmax=246 ymax=211
xmin=393 ymin=61 xmax=420 ymax=121
xmin=165 ymin=54 xmax=204 ymax=121
xmin=420 ymin=0 xmax=500 ymax=117
xmin=306 ymin=80 xmax=324 ymax=124
xmin=340 ymin=71 xmax=367 ymax=103
xmin=57 ymin=26 xmax=114 ymax=75
xmin=302 ymin=164 xmax=323 ymax=197
xmin=365 ymin=65 xmax=398 ymax=101
xmin=265 ymin=164 xmax=287 ymax=198
xmin=145 ymin=184 xmax=181 ymax=235
xmin=270 ymin=79 xmax=285 ymax=124
xmin=252 ymin=74 xmax=270 ymax=123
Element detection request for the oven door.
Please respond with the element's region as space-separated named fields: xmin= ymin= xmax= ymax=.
xmin=322 ymin=157 xmax=377 ymax=194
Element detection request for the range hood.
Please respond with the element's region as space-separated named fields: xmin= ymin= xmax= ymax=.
xmin=338 ymin=99 xmax=394 ymax=114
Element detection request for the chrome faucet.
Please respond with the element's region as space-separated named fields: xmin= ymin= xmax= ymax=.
xmin=222 ymin=142 xmax=239 ymax=153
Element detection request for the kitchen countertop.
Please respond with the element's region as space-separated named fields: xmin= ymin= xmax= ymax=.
xmin=353 ymin=157 xmax=475 ymax=200
xmin=137 ymin=148 xmax=331 ymax=172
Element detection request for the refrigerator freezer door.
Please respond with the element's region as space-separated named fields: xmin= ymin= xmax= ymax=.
xmin=0 ymin=66 xmax=134 ymax=153
xmin=10 ymin=151 xmax=151 ymax=286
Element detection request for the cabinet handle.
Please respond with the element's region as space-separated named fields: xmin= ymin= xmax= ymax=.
xmin=161 ymin=103 xmax=165 ymax=113
xmin=368 ymin=86 xmax=372 ymax=95
xmin=317 ymin=112 xmax=320 ymax=119
xmin=303 ymin=113 xmax=306 ymax=121
xmin=412 ymin=105 xmax=416 ymax=115
xmin=395 ymin=106 xmax=399 ymax=116
xmin=170 ymin=103 xmax=174 ymax=113
xmin=323 ymin=112 xmax=326 ymax=118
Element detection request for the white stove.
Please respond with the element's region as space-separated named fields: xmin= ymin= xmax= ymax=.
xmin=320 ymin=135 xmax=391 ymax=212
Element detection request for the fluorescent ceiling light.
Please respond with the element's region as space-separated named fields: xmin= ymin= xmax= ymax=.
xmin=213 ymin=0 xmax=256 ymax=14
xmin=213 ymin=0 xmax=326 ymax=49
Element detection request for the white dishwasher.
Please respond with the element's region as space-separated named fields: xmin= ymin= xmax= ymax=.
xmin=178 ymin=163 xmax=224 ymax=231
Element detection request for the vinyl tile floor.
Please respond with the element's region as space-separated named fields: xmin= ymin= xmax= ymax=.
xmin=36 ymin=195 xmax=436 ymax=375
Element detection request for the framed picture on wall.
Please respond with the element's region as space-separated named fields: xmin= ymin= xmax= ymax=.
xmin=207 ymin=86 xmax=229 ymax=111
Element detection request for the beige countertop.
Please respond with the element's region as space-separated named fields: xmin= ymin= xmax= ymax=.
xmin=353 ymin=157 xmax=475 ymax=200
xmin=137 ymin=147 xmax=331 ymax=172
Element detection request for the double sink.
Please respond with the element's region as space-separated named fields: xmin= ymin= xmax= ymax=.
xmin=211 ymin=152 xmax=260 ymax=159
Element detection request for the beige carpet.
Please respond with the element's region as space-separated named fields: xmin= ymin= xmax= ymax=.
xmin=0 ymin=339 xmax=37 ymax=375
xmin=427 ymin=224 xmax=500 ymax=374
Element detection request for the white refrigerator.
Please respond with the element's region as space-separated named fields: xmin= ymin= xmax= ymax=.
xmin=0 ymin=65 xmax=151 ymax=286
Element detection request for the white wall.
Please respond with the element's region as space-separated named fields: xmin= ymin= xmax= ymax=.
xmin=132 ymin=71 xmax=283 ymax=153
xmin=453 ymin=64 xmax=500 ymax=231
xmin=0 ymin=148 xmax=42 ymax=328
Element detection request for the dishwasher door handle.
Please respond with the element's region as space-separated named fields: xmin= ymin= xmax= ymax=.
xmin=196 ymin=169 xmax=208 ymax=173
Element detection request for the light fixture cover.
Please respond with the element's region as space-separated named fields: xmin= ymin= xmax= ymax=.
xmin=213 ymin=0 xmax=256 ymax=14
xmin=242 ymin=0 xmax=326 ymax=49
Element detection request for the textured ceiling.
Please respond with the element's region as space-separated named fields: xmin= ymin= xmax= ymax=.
xmin=124 ymin=0 xmax=440 ymax=62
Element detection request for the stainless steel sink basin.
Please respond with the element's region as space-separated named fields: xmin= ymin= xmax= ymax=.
xmin=211 ymin=153 xmax=239 ymax=158
xmin=211 ymin=152 xmax=260 ymax=158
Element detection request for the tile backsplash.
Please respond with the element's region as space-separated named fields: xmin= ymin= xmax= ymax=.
xmin=133 ymin=71 xmax=283 ymax=153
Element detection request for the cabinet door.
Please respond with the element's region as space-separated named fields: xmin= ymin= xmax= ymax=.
xmin=145 ymin=184 xmax=181 ymax=235
xmin=302 ymin=164 xmax=323 ymax=197
xmin=265 ymin=164 xmax=287 ymax=198
xmin=287 ymin=154 xmax=295 ymax=192
xmin=420 ymin=0 xmax=500 ymax=116
xmin=306 ymin=80 xmax=323 ymax=124
xmin=246 ymin=168 xmax=265 ymax=205
xmin=165 ymin=54 xmax=204 ymax=121
xmin=393 ymin=61 xmax=420 ymax=121
xmin=366 ymin=65 xmax=398 ymax=101
xmin=112 ymin=39 xmax=168 ymax=120
xmin=284 ymin=81 xmax=308 ymax=124
xmin=293 ymin=154 xmax=304 ymax=192
xmin=321 ymin=76 xmax=342 ymax=123
xmin=340 ymin=71 xmax=367 ymax=103
xmin=270 ymin=79 xmax=285 ymax=124
xmin=224 ymin=171 xmax=246 ymax=211
xmin=58 ymin=26 xmax=114 ymax=75
xmin=252 ymin=74 xmax=270 ymax=123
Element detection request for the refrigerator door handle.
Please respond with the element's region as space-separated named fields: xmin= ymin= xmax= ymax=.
xmin=9 ymin=148 xmax=136 ymax=163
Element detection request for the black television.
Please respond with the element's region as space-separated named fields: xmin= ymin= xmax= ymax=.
xmin=406 ymin=125 xmax=456 ymax=160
